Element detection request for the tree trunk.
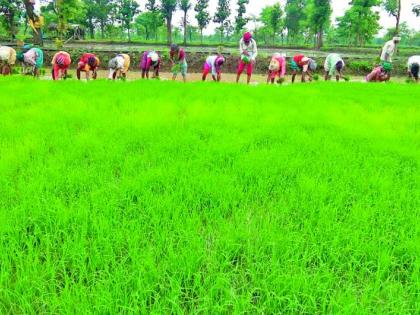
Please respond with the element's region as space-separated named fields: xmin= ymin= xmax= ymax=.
xmin=316 ymin=26 xmax=323 ymax=50
xmin=183 ymin=11 xmax=187 ymax=45
xmin=128 ymin=26 xmax=131 ymax=42
xmin=100 ymin=22 xmax=105 ymax=39
xmin=89 ymin=25 xmax=94 ymax=39
xmin=23 ymin=0 xmax=43 ymax=45
xmin=166 ymin=16 xmax=172 ymax=44
xmin=7 ymin=11 xmax=15 ymax=40
xmin=395 ymin=0 xmax=401 ymax=35
xmin=200 ymin=29 xmax=203 ymax=44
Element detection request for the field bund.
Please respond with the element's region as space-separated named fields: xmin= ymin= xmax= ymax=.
xmin=0 ymin=79 xmax=419 ymax=313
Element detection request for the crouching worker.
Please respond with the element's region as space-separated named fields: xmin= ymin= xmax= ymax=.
xmin=140 ymin=51 xmax=161 ymax=79
xmin=407 ymin=56 xmax=420 ymax=82
xmin=365 ymin=63 xmax=392 ymax=82
xmin=17 ymin=47 xmax=44 ymax=77
xmin=0 ymin=46 xmax=16 ymax=75
xmin=267 ymin=53 xmax=286 ymax=84
xmin=170 ymin=44 xmax=188 ymax=82
xmin=291 ymin=54 xmax=317 ymax=83
xmin=202 ymin=55 xmax=225 ymax=82
xmin=51 ymin=51 xmax=71 ymax=80
xmin=77 ymin=53 xmax=100 ymax=80
xmin=108 ymin=54 xmax=130 ymax=80
xmin=324 ymin=53 xmax=345 ymax=81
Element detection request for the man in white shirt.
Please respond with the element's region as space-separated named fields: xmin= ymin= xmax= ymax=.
xmin=236 ymin=32 xmax=258 ymax=84
xmin=407 ymin=56 xmax=420 ymax=82
xmin=380 ymin=36 xmax=400 ymax=63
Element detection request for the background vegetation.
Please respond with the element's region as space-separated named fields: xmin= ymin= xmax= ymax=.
xmin=1 ymin=0 xmax=419 ymax=48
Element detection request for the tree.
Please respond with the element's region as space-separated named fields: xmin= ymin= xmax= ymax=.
xmin=194 ymin=0 xmax=210 ymax=43
xmin=336 ymin=0 xmax=380 ymax=46
xmin=307 ymin=0 xmax=331 ymax=49
xmin=413 ymin=4 xmax=420 ymax=17
xmin=135 ymin=11 xmax=164 ymax=40
xmin=45 ymin=0 xmax=84 ymax=40
xmin=23 ymin=0 xmax=44 ymax=45
xmin=384 ymin=22 xmax=412 ymax=44
xmin=0 ymin=0 xmax=23 ymax=39
xmin=179 ymin=0 xmax=191 ymax=45
xmin=115 ymin=0 xmax=139 ymax=41
xmin=382 ymin=0 xmax=401 ymax=35
xmin=260 ymin=3 xmax=283 ymax=45
xmin=145 ymin=0 xmax=162 ymax=40
xmin=235 ymin=0 xmax=249 ymax=34
xmin=213 ymin=0 xmax=231 ymax=42
xmin=284 ymin=0 xmax=307 ymax=44
xmin=81 ymin=0 xmax=115 ymax=39
xmin=161 ymin=0 xmax=177 ymax=44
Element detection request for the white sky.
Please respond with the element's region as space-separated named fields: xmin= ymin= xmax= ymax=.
xmin=35 ymin=0 xmax=420 ymax=35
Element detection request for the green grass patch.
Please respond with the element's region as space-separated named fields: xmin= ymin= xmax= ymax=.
xmin=0 ymin=78 xmax=419 ymax=313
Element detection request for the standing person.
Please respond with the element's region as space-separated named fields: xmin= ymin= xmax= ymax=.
xmin=407 ymin=55 xmax=420 ymax=82
xmin=16 ymin=47 xmax=44 ymax=77
xmin=77 ymin=53 xmax=100 ymax=80
xmin=0 ymin=46 xmax=17 ymax=75
xmin=202 ymin=55 xmax=225 ymax=82
xmin=380 ymin=36 xmax=401 ymax=80
xmin=140 ymin=51 xmax=161 ymax=79
xmin=267 ymin=53 xmax=286 ymax=84
xmin=169 ymin=44 xmax=187 ymax=82
xmin=291 ymin=54 xmax=317 ymax=83
xmin=51 ymin=51 xmax=71 ymax=80
xmin=236 ymin=32 xmax=258 ymax=84
xmin=324 ymin=53 xmax=345 ymax=81
xmin=365 ymin=63 xmax=391 ymax=82
xmin=108 ymin=54 xmax=130 ymax=80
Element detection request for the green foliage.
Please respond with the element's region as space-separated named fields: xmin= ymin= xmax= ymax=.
xmin=115 ymin=0 xmax=139 ymax=41
xmin=259 ymin=3 xmax=284 ymax=45
xmin=179 ymin=0 xmax=191 ymax=44
xmin=0 ymin=78 xmax=419 ymax=313
xmin=347 ymin=60 xmax=373 ymax=72
xmin=382 ymin=0 xmax=400 ymax=18
xmin=0 ymin=0 xmax=24 ymax=38
xmin=306 ymin=0 xmax=331 ymax=48
xmin=234 ymin=0 xmax=249 ymax=34
xmin=213 ymin=0 xmax=231 ymax=42
xmin=284 ymin=0 xmax=307 ymax=43
xmin=194 ymin=0 xmax=210 ymax=42
xmin=413 ymin=4 xmax=420 ymax=17
xmin=135 ymin=12 xmax=164 ymax=40
xmin=82 ymin=0 xmax=115 ymax=39
xmin=160 ymin=0 xmax=177 ymax=43
xmin=336 ymin=0 xmax=381 ymax=46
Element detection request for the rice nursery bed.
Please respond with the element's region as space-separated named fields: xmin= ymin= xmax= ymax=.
xmin=0 ymin=78 xmax=419 ymax=313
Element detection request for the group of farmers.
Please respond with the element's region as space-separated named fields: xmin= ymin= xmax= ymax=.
xmin=0 ymin=33 xmax=419 ymax=83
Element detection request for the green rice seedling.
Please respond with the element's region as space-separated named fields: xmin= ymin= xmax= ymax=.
xmin=0 ymin=78 xmax=419 ymax=314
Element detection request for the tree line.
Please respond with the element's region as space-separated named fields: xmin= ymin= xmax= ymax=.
xmin=1 ymin=0 xmax=419 ymax=48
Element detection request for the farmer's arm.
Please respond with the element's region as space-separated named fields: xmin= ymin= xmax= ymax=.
xmin=280 ymin=59 xmax=286 ymax=78
xmin=252 ymin=40 xmax=258 ymax=60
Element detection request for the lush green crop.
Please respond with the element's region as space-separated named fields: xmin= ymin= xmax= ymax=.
xmin=0 ymin=78 xmax=419 ymax=313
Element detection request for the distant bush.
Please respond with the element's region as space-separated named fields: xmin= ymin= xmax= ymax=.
xmin=347 ymin=61 xmax=373 ymax=73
